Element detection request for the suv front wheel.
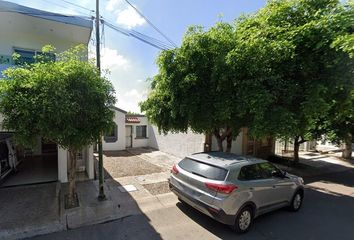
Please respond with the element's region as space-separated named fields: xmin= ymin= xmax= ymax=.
xmin=289 ymin=190 xmax=303 ymax=211
xmin=231 ymin=206 xmax=253 ymax=233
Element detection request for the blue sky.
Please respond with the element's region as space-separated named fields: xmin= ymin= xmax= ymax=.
xmin=8 ymin=0 xmax=267 ymax=113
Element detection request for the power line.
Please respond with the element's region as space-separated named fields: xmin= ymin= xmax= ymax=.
xmin=38 ymin=0 xmax=91 ymax=16
xmin=102 ymin=19 xmax=174 ymax=50
xmin=123 ymin=0 xmax=177 ymax=48
xmin=59 ymin=0 xmax=95 ymax=13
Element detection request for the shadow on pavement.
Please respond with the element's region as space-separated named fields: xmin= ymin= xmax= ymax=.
xmin=175 ymin=187 xmax=354 ymax=240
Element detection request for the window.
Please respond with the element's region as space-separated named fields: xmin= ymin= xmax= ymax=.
xmin=258 ymin=162 xmax=282 ymax=179
xmin=104 ymin=124 xmax=118 ymax=142
xmin=14 ymin=49 xmax=36 ymax=65
xmin=179 ymin=158 xmax=228 ymax=181
xmin=238 ymin=164 xmax=263 ymax=181
xmin=136 ymin=125 xmax=147 ymax=138
xmin=13 ymin=48 xmax=55 ymax=65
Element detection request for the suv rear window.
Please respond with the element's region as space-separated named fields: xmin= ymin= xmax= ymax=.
xmin=178 ymin=158 xmax=228 ymax=181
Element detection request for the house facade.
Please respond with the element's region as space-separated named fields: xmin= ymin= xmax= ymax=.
xmin=0 ymin=1 xmax=93 ymax=186
xmin=102 ymin=107 xmax=150 ymax=150
xmin=103 ymin=107 xmax=275 ymax=159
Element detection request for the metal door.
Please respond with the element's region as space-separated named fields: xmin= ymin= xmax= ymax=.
xmin=125 ymin=126 xmax=132 ymax=148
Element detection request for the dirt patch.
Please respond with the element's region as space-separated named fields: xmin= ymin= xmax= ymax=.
xmin=143 ymin=181 xmax=171 ymax=195
xmin=100 ymin=151 xmax=164 ymax=178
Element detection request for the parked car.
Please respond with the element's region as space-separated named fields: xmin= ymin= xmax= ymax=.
xmin=169 ymin=152 xmax=304 ymax=233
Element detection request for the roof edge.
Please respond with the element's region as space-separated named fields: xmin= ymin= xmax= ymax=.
xmin=110 ymin=106 xmax=127 ymax=114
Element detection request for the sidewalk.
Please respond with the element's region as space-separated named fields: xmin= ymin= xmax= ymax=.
xmin=0 ymin=179 xmax=178 ymax=240
xmin=0 ymin=182 xmax=64 ymax=240
xmin=274 ymin=151 xmax=354 ymax=178
xmin=62 ymin=179 xmax=178 ymax=230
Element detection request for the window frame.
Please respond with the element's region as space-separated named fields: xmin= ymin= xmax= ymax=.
xmin=135 ymin=125 xmax=147 ymax=139
xmin=237 ymin=163 xmax=264 ymax=181
xmin=13 ymin=47 xmax=55 ymax=65
xmin=258 ymin=162 xmax=283 ymax=179
xmin=104 ymin=123 xmax=118 ymax=143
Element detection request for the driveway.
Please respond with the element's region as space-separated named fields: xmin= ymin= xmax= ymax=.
xmin=98 ymin=149 xmax=179 ymax=196
xmin=100 ymin=150 xmax=164 ymax=179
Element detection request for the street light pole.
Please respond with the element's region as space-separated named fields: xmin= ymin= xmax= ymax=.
xmin=96 ymin=0 xmax=106 ymax=201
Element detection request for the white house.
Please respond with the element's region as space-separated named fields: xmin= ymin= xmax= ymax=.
xmin=0 ymin=1 xmax=93 ymax=186
xmin=102 ymin=107 xmax=150 ymax=150
xmin=103 ymin=107 xmax=275 ymax=159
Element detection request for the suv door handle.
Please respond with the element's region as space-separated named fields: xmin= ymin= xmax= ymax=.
xmin=249 ymin=187 xmax=254 ymax=191
xmin=272 ymin=185 xmax=277 ymax=188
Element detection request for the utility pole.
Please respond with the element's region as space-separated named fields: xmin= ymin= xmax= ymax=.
xmin=96 ymin=0 xmax=106 ymax=201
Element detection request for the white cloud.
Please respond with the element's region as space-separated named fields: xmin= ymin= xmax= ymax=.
xmin=105 ymin=0 xmax=124 ymax=12
xmin=105 ymin=0 xmax=146 ymax=29
xmin=115 ymin=7 xmax=146 ymax=29
xmin=101 ymin=47 xmax=130 ymax=70
xmin=117 ymin=88 xmax=148 ymax=113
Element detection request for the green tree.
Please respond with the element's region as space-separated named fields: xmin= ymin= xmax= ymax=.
xmin=0 ymin=45 xmax=115 ymax=207
xmin=141 ymin=23 xmax=250 ymax=152
xmin=228 ymin=0 xmax=354 ymax=163
xmin=324 ymin=1 xmax=354 ymax=159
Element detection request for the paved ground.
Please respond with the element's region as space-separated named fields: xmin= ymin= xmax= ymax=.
xmin=29 ymin=169 xmax=354 ymax=240
xmin=100 ymin=148 xmax=179 ymax=196
xmin=0 ymin=183 xmax=64 ymax=240
xmin=100 ymin=150 xmax=164 ymax=178
xmin=3 ymin=148 xmax=353 ymax=239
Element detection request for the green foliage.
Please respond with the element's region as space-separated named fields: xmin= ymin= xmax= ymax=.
xmin=141 ymin=22 xmax=247 ymax=136
xmin=229 ymin=0 xmax=354 ymax=143
xmin=0 ymin=45 xmax=116 ymax=151
xmin=141 ymin=0 xmax=354 ymax=152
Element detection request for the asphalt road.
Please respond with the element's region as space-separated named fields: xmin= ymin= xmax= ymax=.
xmin=29 ymin=170 xmax=354 ymax=240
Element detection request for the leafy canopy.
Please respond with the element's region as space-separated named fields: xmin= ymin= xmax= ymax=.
xmin=228 ymin=0 xmax=354 ymax=141
xmin=0 ymin=45 xmax=116 ymax=151
xmin=141 ymin=23 xmax=250 ymax=135
xmin=141 ymin=0 xmax=354 ymax=148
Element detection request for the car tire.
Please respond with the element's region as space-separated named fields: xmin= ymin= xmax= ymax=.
xmin=289 ymin=190 xmax=303 ymax=212
xmin=230 ymin=206 xmax=253 ymax=233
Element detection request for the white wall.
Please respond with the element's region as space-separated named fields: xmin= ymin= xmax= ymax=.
xmin=0 ymin=11 xmax=93 ymax=182
xmin=86 ymin=145 xmax=94 ymax=179
xmin=0 ymin=12 xmax=91 ymax=78
xmin=0 ymin=12 xmax=90 ymax=55
xmin=211 ymin=131 xmax=243 ymax=155
xmin=148 ymin=126 xmax=205 ymax=158
xmin=58 ymin=146 xmax=68 ymax=183
xmin=128 ymin=116 xmax=149 ymax=148
xmin=102 ymin=109 xmax=126 ymax=151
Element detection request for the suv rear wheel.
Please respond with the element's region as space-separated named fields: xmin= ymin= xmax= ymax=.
xmin=231 ymin=206 xmax=253 ymax=233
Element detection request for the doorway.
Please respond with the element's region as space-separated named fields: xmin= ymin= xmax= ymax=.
xmin=125 ymin=126 xmax=132 ymax=148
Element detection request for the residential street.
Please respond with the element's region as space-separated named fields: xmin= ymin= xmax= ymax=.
xmin=29 ymin=169 xmax=354 ymax=240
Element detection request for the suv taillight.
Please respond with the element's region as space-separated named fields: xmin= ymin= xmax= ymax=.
xmin=171 ymin=164 xmax=179 ymax=174
xmin=205 ymin=182 xmax=237 ymax=194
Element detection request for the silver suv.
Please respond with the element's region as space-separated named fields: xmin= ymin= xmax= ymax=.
xmin=169 ymin=152 xmax=304 ymax=233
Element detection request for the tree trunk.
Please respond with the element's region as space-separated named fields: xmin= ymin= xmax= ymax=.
xmin=204 ymin=133 xmax=212 ymax=152
xmin=214 ymin=127 xmax=233 ymax=152
xmin=214 ymin=129 xmax=223 ymax=152
xmin=293 ymin=136 xmax=300 ymax=164
xmin=226 ymin=131 xmax=232 ymax=153
xmin=342 ymin=133 xmax=353 ymax=160
xmin=68 ymin=149 xmax=77 ymax=208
